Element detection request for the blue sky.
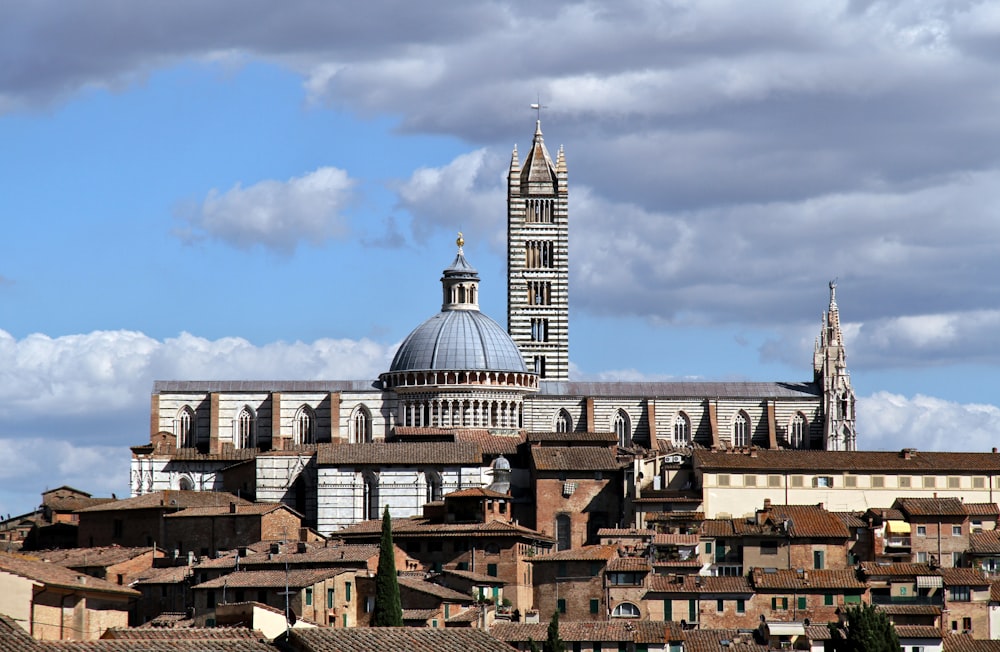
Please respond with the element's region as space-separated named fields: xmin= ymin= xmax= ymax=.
xmin=2 ymin=1 xmax=1000 ymax=516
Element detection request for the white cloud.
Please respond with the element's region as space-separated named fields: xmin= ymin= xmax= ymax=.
xmin=395 ymin=149 xmax=507 ymax=250
xmin=0 ymin=327 xmax=395 ymax=514
xmin=858 ymin=391 xmax=1000 ymax=453
xmin=175 ymin=167 xmax=357 ymax=253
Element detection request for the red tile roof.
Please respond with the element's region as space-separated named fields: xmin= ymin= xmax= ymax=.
xmin=75 ymin=490 xmax=252 ymax=513
xmin=530 ymin=545 xmax=616 ymax=562
xmin=646 ymin=575 xmax=752 ymax=594
xmin=942 ymin=633 xmax=1000 ymax=652
xmin=316 ymin=441 xmax=482 ymax=466
xmin=334 ymin=517 xmax=552 ymax=542
xmin=751 ymin=568 xmax=865 ymax=591
xmin=526 ymin=431 xmax=618 ymax=443
xmin=683 ymin=628 xmax=767 ymax=652
xmin=894 ymin=497 xmax=968 ymax=517
xmin=894 ymin=625 xmax=943 ymax=640
xmin=492 ymin=621 xmax=683 ymax=644
xmin=939 ymin=567 xmax=990 ymax=587
xmin=0 ymin=552 xmax=139 ymax=597
xmin=860 ymin=562 xmax=941 ymax=578
xmin=192 ymin=568 xmax=349 ymax=589
xmin=288 ymin=627 xmax=516 ymax=652
xmin=531 ymin=446 xmax=622 ymax=472
xmin=694 ymin=449 xmax=1000 ymax=473
xmin=33 ymin=546 xmax=156 ymax=568
xmin=606 ymin=557 xmax=651 ymax=572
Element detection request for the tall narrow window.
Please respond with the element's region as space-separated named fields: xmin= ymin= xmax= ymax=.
xmin=176 ymin=406 xmax=196 ymax=448
xmin=530 ymin=318 xmax=549 ymax=342
xmin=790 ymin=413 xmax=807 ymax=449
xmin=556 ymin=513 xmax=571 ymax=551
xmin=294 ymin=405 xmax=316 ymax=445
xmin=352 ymin=406 xmax=372 ymax=443
xmin=534 ymin=356 xmax=546 ymax=378
xmin=614 ymin=410 xmax=631 ymax=448
xmin=555 ymin=409 xmax=573 ymax=433
xmin=733 ymin=412 xmax=749 ymax=448
xmin=236 ymin=407 xmax=256 ymax=449
xmin=673 ymin=413 xmax=690 ymax=445
xmin=363 ymin=472 xmax=379 ymax=520
xmin=425 ymin=471 xmax=443 ymax=503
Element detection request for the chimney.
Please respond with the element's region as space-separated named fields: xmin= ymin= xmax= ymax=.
xmin=297 ymin=542 xmax=307 ymax=554
xmin=763 ymin=498 xmax=772 ymax=511
xmin=229 ymin=502 xmax=237 ymax=513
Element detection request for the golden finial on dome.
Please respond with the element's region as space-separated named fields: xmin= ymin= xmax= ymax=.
xmin=456 ymin=231 xmax=464 ymax=250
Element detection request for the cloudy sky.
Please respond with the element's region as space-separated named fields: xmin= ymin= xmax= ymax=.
xmin=2 ymin=1 xmax=999 ymax=516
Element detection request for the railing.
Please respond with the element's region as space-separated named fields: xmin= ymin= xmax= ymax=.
xmin=884 ymin=537 xmax=911 ymax=547
xmin=870 ymin=594 xmax=943 ymax=606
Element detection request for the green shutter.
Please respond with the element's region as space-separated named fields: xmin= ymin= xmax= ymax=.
xmin=591 ymin=598 xmax=599 ymax=614
xmin=487 ymin=563 xmax=498 ymax=577
xmin=327 ymin=588 xmax=335 ymax=608
xmin=664 ymin=599 xmax=672 ymax=620
xmin=736 ymin=599 xmax=745 ymax=613
xmin=797 ymin=596 xmax=806 ymax=610
xmin=345 ymin=582 xmax=351 ymax=601
xmin=558 ymin=598 xmax=567 ymax=614
xmin=688 ymin=599 xmax=697 ymax=621
xmin=305 ymin=588 xmax=313 ymax=606
xmin=824 ymin=594 xmax=834 ymax=606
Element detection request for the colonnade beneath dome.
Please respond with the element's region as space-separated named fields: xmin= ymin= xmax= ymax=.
xmin=398 ymin=396 xmax=523 ymax=429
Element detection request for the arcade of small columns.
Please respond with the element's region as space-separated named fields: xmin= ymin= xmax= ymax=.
xmin=380 ymin=370 xmax=537 ymax=430
xmin=398 ymin=394 xmax=526 ymax=428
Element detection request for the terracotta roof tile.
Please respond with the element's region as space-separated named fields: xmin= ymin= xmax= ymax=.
xmin=755 ymin=504 xmax=850 ymax=539
xmin=874 ymin=603 xmax=942 ymax=616
xmin=397 ymin=576 xmax=473 ymax=602
xmin=751 ymin=568 xmax=865 ymax=591
xmin=446 ymin=606 xmax=481 ymax=623
xmin=833 ymin=511 xmax=868 ymax=528
xmin=943 ymin=634 xmax=1000 ymax=652
xmin=132 ymin=565 xmax=192 ymax=585
xmin=33 ymin=546 xmax=156 ymax=568
xmin=894 ymin=625 xmax=943 ymax=640
xmin=334 ymin=517 xmax=552 ymax=542
xmin=694 ymin=449 xmax=1000 ymax=473
xmin=652 ymin=533 xmax=699 ymax=545
xmin=965 ymin=503 xmax=1000 ymax=516
xmin=75 ymin=491 xmax=251 ymax=513
xmin=939 ymin=567 xmax=990 ymax=587
xmin=647 ymin=575 xmax=752 ymax=594
xmin=492 ymin=621 xmax=683 ymax=643
xmin=894 ymin=497 xmax=968 ymax=517
xmin=598 ymin=528 xmax=656 ymax=538
xmin=164 ymin=503 xmax=297 ymax=518
xmin=531 ymin=446 xmax=622 ymax=472
xmin=101 ymin=628 xmax=259 ymax=640
xmin=193 ymin=568 xmax=349 ymax=589
xmin=46 ymin=640 xmax=274 ymax=651
xmin=455 ymin=430 xmax=525 ymax=456
xmin=441 ymin=568 xmax=507 ymax=585
xmin=683 ymin=628 xmax=767 ymax=652
xmin=0 ymin=552 xmax=140 ymax=597
xmin=316 ymin=441 xmax=482 ymax=466
xmin=860 ymin=562 xmax=941 ymax=578
xmin=700 ymin=520 xmax=736 ymax=537
xmin=530 ymin=545 xmax=616 ymax=562
xmin=606 ymin=557 xmax=651 ymax=572
xmin=288 ymin=627 xmax=516 ymax=652
xmin=526 ymin=431 xmax=618 ymax=443
xmin=402 ymin=608 xmax=440 ymax=621
xmin=0 ymin=614 xmax=43 ymax=651
xmin=445 ymin=487 xmax=509 ymax=499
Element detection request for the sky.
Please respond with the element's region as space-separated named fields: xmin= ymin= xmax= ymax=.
xmin=1 ymin=0 xmax=1000 ymax=516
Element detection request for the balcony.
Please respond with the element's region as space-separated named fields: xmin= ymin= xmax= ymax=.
xmin=884 ymin=537 xmax=911 ymax=548
xmin=870 ymin=594 xmax=943 ymax=606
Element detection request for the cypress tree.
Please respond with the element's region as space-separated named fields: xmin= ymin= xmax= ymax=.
xmin=543 ymin=610 xmax=565 ymax=652
xmin=371 ymin=505 xmax=403 ymax=626
xmin=829 ymin=603 xmax=900 ymax=652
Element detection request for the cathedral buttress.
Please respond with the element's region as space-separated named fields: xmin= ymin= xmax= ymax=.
xmin=814 ymin=281 xmax=857 ymax=451
xmin=507 ymin=120 xmax=569 ymax=380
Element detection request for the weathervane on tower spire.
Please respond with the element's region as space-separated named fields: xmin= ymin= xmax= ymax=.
xmin=530 ymin=95 xmax=547 ymax=122
xmin=456 ymin=231 xmax=464 ymax=253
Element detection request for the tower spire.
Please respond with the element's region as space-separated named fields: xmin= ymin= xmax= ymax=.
xmin=814 ymin=280 xmax=856 ymax=451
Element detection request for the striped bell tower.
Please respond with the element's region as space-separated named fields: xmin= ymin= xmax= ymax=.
xmin=507 ymin=120 xmax=569 ymax=380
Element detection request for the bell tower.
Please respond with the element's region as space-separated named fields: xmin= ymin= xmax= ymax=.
xmin=507 ymin=120 xmax=569 ymax=380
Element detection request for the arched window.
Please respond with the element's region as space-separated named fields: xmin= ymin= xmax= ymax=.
xmin=236 ymin=406 xmax=256 ymax=449
xmin=425 ymin=471 xmax=443 ymax=503
xmin=556 ymin=513 xmax=571 ymax=551
xmin=790 ymin=413 xmax=807 ymax=449
xmin=352 ymin=406 xmax=372 ymax=444
xmin=294 ymin=405 xmax=316 ymax=445
xmin=733 ymin=411 xmax=749 ymax=448
xmin=363 ymin=471 xmax=380 ymax=520
xmin=673 ymin=413 xmax=690 ymax=445
xmin=176 ymin=406 xmax=196 ymax=448
xmin=613 ymin=410 xmax=631 ymax=448
xmin=612 ymin=602 xmax=641 ymax=618
xmin=555 ymin=409 xmax=573 ymax=433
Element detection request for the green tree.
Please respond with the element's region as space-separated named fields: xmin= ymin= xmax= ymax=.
xmin=528 ymin=638 xmax=540 ymax=652
xmin=543 ymin=610 xmax=565 ymax=652
xmin=828 ymin=603 xmax=900 ymax=652
xmin=371 ymin=506 xmax=403 ymax=626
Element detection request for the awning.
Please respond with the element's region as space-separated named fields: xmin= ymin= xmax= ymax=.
xmin=916 ymin=576 xmax=943 ymax=588
xmin=887 ymin=520 xmax=911 ymax=533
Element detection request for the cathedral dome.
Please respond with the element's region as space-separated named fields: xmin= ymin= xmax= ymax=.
xmin=389 ymin=297 xmax=527 ymax=373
